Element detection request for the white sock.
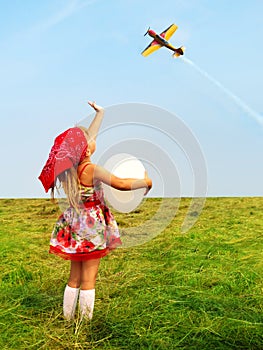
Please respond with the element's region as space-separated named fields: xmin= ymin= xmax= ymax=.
xmin=63 ymin=285 xmax=80 ymax=320
xmin=79 ymin=289 xmax=95 ymax=320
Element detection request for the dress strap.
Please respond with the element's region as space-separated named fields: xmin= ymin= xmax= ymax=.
xmin=78 ymin=162 xmax=91 ymax=178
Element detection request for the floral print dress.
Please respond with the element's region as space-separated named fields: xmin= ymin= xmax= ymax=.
xmin=49 ymin=182 xmax=122 ymax=261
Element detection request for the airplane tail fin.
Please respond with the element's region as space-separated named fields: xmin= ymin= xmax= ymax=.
xmin=172 ymin=46 xmax=185 ymax=58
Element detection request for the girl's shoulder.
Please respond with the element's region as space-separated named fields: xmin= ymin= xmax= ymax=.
xmin=77 ymin=162 xmax=96 ymax=185
xmin=77 ymin=161 xmax=95 ymax=173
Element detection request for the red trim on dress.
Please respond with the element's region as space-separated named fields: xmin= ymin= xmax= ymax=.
xmin=82 ymin=200 xmax=101 ymax=208
xmin=49 ymin=245 xmax=110 ymax=261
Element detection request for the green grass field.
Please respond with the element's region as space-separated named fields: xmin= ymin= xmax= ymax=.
xmin=0 ymin=198 xmax=262 ymax=349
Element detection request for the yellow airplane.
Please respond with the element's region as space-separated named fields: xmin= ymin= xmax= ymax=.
xmin=141 ymin=24 xmax=185 ymax=58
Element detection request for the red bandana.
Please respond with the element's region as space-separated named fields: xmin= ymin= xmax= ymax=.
xmin=38 ymin=127 xmax=88 ymax=192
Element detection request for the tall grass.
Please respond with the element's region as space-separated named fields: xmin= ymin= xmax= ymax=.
xmin=0 ymin=198 xmax=262 ymax=349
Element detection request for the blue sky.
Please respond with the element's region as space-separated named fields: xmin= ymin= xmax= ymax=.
xmin=0 ymin=0 xmax=262 ymax=198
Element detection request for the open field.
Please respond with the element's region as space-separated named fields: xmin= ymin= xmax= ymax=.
xmin=0 ymin=197 xmax=262 ymax=349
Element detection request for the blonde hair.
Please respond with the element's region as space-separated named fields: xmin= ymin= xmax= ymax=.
xmin=51 ymin=167 xmax=81 ymax=210
xmin=51 ymin=126 xmax=90 ymax=210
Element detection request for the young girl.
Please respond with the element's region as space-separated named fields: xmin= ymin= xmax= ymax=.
xmin=38 ymin=101 xmax=152 ymax=321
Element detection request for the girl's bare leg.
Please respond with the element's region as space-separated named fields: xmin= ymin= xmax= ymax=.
xmin=68 ymin=261 xmax=82 ymax=288
xmin=79 ymin=258 xmax=101 ymax=320
xmin=80 ymin=258 xmax=100 ymax=290
xmin=63 ymin=261 xmax=82 ymax=320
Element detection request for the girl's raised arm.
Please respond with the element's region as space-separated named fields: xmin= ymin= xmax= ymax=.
xmin=78 ymin=101 xmax=104 ymax=142
xmin=86 ymin=101 xmax=104 ymax=141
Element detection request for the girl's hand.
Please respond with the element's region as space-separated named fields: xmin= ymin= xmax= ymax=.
xmin=144 ymin=171 xmax=152 ymax=195
xmin=88 ymin=101 xmax=104 ymax=112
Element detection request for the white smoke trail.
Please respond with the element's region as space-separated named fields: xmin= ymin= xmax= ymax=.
xmin=182 ymin=57 xmax=263 ymax=128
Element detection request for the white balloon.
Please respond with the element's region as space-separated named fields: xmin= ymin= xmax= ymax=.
xmin=102 ymin=153 xmax=145 ymax=213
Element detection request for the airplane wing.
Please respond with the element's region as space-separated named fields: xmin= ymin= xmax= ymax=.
xmin=141 ymin=40 xmax=162 ymax=57
xmin=160 ymin=24 xmax=178 ymax=41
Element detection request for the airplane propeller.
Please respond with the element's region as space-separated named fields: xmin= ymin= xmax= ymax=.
xmin=144 ymin=27 xmax=150 ymax=36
